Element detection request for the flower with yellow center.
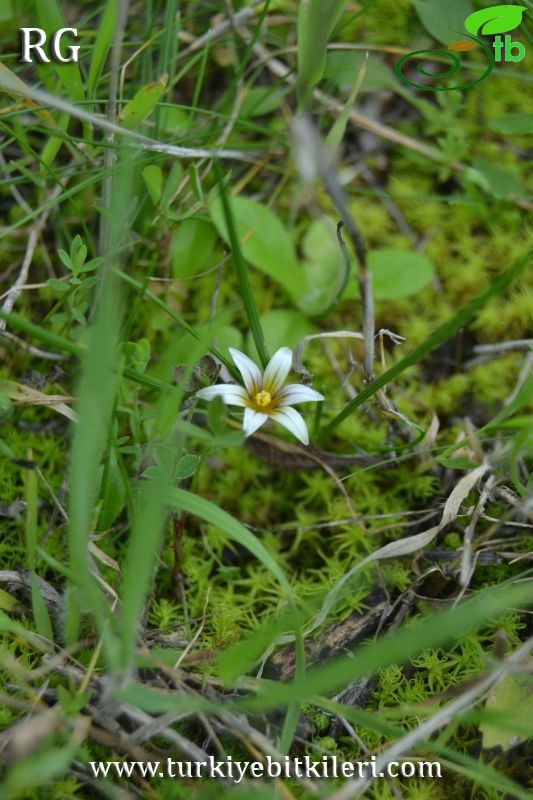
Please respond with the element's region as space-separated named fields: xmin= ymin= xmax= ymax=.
xmin=196 ymin=346 xmax=324 ymax=445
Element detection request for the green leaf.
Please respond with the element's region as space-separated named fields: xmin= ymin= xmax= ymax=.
xmin=57 ymin=249 xmax=74 ymax=271
xmin=142 ymin=164 xmax=163 ymax=205
xmin=71 ymin=237 xmax=87 ymax=270
xmin=30 ymin=574 xmax=54 ymax=642
xmin=465 ymin=5 xmax=527 ymax=36
xmin=125 ymin=338 xmax=151 ymax=373
xmin=99 ymin=455 xmax=127 ymax=530
xmin=78 ymin=257 xmax=104 ymax=273
xmin=175 ymin=454 xmax=200 ymax=481
xmin=79 ymin=276 xmax=99 ymax=291
xmin=0 ymin=0 xmax=13 ymax=21
xmin=325 ymin=52 xmax=368 ymax=153
xmin=297 ymin=0 xmax=349 ymax=108
xmin=438 ymin=457 xmax=478 ymax=469
xmin=325 ymin=52 xmax=396 ymax=92
xmin=488 ymin=113 xmax=533 ymax=135
xmin=171 ymin=217 xmax=217 ymax=278
xmin=161 ymin=161 xmax=185 ymax=212
xmin=25 ymin=460 xmax=54 ymax=642
xmin=480 ymin=675 xmax=533 ymax=750
xmin=118 ymin=75 xmax=168 ymax=129
xmin=217 ymin=610 xmax=301 ymax=683
xmin=213 ymin=324 xmax=243 ymax=356
xmin=298 ymin=218 xmax=346 ymax=314
xmin=207 ymin=395 xmax=227 ymax=436
xmin=368 ymin=249 xmax=435 ymax=300
xmin=210 ymin=194 xmax=303 ymax=302
xmin=0 ymin=391 xmax=13 ymax=423
xmin=57 ymin=684 xmax=91 ymax=715
xmin=164 ymin=487 xmax=295 ymax=598
xmin=212 ymin=165 xmax=270 ymax=369
xmin=0 ymin=587 xmax=17 ymax=612
xmin=468 ymin=157 xmax=524 ymax=200
xmin=247 ymin=309 xmax=315 ymax=360
xmin=88 ymin=0 xmax=118 ymax=96
xmin=413 ymin=0 xmax=474 ymax=44
xmin=240 ymin=86 xmax=285 ymax=117
xmin=47 ymin=278 xmax=70 ymax=293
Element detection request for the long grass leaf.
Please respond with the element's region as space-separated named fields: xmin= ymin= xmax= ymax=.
xmin=88 ymin=0 xmax=119 ymax=96
xmin=65 ymin=150 xmax=136 ymax=649
xmin=213 ymin=161 xmax=269 ymax=367
xmin=297 ymin=0 xmax=348 ymax=109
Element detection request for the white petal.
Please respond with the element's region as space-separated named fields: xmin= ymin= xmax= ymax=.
xmin=242 ymin=407 xmax=268 ymax=437
xmin=196 ymin=384 xmax=247 ymax=407
xmin=271 ymin=407 xmax=310 ymax=445
xmin=276 ymin=384 xmax=324 ymax=406
xmin=262 ymin=347 xmax=292 ymax=394
xmin=229 ymin=347 xmax=262 ymax=395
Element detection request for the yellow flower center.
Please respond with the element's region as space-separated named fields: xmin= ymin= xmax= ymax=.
xmin=254 ymin=390 xmax=271 ymax=408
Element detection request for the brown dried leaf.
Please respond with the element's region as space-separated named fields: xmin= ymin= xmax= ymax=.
xmin=0 ymin=380 xmax=77 ymax=422
xmin=440 ymin=463 xmax=489 ymax=528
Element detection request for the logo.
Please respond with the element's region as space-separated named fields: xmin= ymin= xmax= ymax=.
xmin=396 ymin=4 xmax=527 ymax=91
xmin=19 ymin=27 xmax=80 ymax=64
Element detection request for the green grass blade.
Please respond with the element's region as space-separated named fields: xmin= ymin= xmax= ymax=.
xmin=213 ymin=160 xmax=269 ymax=368
xmin=87 ymin=0 xmax=119 ymax=97
xmin=297 ymin=0 xmax=348 ymax=109
xmin=65 ymin=150 xmax=137 ymax=651
xmin=165 ymin=486 xmax=293 ymax=598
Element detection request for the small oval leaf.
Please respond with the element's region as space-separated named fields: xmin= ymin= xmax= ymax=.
xmin=209 ymin=195 xmax=304 ymax=302
xmin=448 ymin=40 xmax=477 ymax=50
xmin=175 ymin=454 xmax=201 ymax=481
xmin=118 ymin=75 xmax=168 ymax=129
xmin=368 ymin=249 xmax=435 ymax=300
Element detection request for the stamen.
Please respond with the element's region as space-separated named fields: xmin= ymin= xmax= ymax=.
xmin=255 ymin=390 xmax=271 ymax=407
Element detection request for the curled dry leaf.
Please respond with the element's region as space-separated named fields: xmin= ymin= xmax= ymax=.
xmin=0 ymin=379 xmax=77 ymax=423
xmin=440 ymin=463 xmax=489 ymax=528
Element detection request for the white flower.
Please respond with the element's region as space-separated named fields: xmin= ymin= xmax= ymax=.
xmin=197 ymin=347 xmax=324 ymax=445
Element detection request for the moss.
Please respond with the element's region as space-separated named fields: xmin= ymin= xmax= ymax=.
xmin=360 ymin=0 xmax=419 ymax=46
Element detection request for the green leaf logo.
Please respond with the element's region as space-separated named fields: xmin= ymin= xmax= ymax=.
xmin=464 ymin=5 xmax=527 ymax=36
